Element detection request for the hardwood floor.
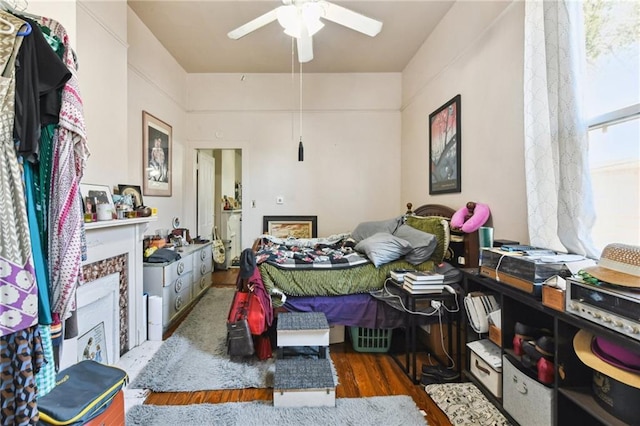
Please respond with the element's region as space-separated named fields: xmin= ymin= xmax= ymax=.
xmin=144 ymin=268 xmax=451 ymax=425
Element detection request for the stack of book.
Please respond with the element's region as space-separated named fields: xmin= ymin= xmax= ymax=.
xmin=389 ymin=269 xmax=416 ymax=283
xmin=403 ymin=271 xmax=445 ymax=294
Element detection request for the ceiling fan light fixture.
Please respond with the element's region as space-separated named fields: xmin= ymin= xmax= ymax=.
xmin=277 ymin=3 xmax=323 ymax=39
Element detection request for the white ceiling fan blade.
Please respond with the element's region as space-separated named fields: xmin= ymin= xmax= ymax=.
xmin=321 ymin=2 xmax=383 ymax=37
xmin=227 ymin=7 xmax=281 ymax=40
xmin=296 ymin=32 xmax=313 ymax=63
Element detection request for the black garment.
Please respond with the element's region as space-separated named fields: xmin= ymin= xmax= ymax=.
xmin=239 ymin=248 xmax=256 ymax=279
xmin=146 ymin=248 xmax=182 ymax=264
xmin=14 ymin=16 xmax=71 ymax=162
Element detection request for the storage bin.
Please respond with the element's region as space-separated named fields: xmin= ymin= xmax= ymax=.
xmin=467 ymin=339 xmax=502 ymax=398
xmin=542 ymin=284 xmax=565 ymax=312
xmin=349 ymin=327 xmax=393 ymax=353
xmin=503 ymin=356 xmax=554 ymax=426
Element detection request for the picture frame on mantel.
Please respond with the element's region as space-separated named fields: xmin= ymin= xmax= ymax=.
xmin=142 ymin=111 xmax=172 ymax=197
xmin=429 ymin=94 xmax=461 ymax=195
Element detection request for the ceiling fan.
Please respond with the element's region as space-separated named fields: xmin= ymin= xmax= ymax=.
xmin=227 ymin=0 xmax=383 ymax=63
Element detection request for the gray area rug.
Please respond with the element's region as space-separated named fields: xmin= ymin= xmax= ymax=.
xmin=126 ymin=395 xmax=427 ymax=425
xmin=128 ymin=287 xmax=276 ymax=391
xmin=128 ymin=287 xmax=337 ymax=392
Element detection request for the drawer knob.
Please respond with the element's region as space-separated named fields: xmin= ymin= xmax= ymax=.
xmin=175 ymin=295 xmax=183 ymax=311
xmin=201 ymin=264 xmax=207 ymax=275
xmin=201 ymin=250 xmax=207 ymax=260
xmin=177 ymin=262 xmax=185 ymax=274
xmin=200 ymin=277 xmax=207 ymax=289
xmin=175 ymin=278 xmax=183 ymax=292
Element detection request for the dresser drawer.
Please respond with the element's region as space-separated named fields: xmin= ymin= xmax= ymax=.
xmin=162 ymin=258 xmax=192 ymax=286
xmin=194 ymin=247 xmax=213 ymax=277
xmin=162 ymin=271 xmax=192 ymax=322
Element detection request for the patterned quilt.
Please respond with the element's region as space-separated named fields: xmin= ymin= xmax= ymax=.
xmin=255 ymin=234 xmax=370 ymax=269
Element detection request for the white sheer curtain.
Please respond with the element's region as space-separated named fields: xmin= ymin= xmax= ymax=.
xmin=523 ymin=0 xmax=599 ymax=258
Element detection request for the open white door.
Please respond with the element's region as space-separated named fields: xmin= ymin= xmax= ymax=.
xmin=197 ymin=151 xmax=215 ymax=241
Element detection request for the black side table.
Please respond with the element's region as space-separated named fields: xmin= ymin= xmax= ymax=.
xmin=386 ymin=281 xmax=462 ymax=384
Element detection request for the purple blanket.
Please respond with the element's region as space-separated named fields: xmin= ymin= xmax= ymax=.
xmin=284 ymin=293 xmax=406 ymax=329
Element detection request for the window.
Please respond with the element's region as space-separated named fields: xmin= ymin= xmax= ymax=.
xmin=583 ymin=0 xmax=640 ymax=250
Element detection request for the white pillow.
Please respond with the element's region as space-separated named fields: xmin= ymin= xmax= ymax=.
xmin=354 ymin=232 xmax=412 ymax=267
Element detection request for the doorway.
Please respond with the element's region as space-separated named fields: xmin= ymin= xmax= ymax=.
xmin=196 ymin=148 xmax=242 ymax=268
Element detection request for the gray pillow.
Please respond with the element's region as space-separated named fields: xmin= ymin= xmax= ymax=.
xmin=354 ymin=232 xmax=412 ymax=267
xmin=393 ymin=224 xmax=437 ymax=265
xmin=351 ymin=216 xmax=403 ymax=243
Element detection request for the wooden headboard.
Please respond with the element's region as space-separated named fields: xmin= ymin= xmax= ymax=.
xmin=406 ymin=202 xmax=480 ymax=269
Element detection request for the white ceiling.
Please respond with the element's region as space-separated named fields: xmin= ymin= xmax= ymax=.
xmin=127 ymin=0 xmax=456 ymax=73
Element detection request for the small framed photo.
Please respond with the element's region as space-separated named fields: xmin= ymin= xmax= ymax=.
xmin=263 ymin=216 xmax=318 ymax=238
xmin=80 ymin=183 xmax=114 ymax=214
xmin=429 ymin=94 xmax=461 ymax=195
xmin=142 ymin=111 xmax=172 ymax=197
xmin=118 ymin=184 xmax=144 ymax=209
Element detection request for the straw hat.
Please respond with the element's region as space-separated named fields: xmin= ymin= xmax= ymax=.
xmin=573 ymin=329 xmax=640 ymax=388
xmin=582 ymin=243 xmax=640 ymax=288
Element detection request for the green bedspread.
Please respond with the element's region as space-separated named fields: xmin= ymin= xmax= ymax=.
xmin=259 ymin=258 xmax=436 ymax=304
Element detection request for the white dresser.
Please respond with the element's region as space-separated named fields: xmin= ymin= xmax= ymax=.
xmin=143 ymin=243 xmax=212 ymax=333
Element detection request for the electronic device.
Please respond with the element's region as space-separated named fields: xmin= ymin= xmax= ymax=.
xmin=566 ymin=277 xmax=640 ymax=341
xmin=500 ymin=245 xmax=537 ymax=252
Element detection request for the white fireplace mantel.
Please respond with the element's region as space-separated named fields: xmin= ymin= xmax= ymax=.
xmin=60 ymin=217 xmax=156 ymax=370
xmin=84 ymin=217 xmax=156 ymax=344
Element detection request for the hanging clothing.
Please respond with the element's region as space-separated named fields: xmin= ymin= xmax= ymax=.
xmin=34 ymin=324 xmax=55 ymax=398
xmin=13 ymin=16 xmax=70 ymax=327
xmin=0 ymin=11 xmax=38 ymax=337
xmin=38 ymin=17 xmax=89 ymax=320
xmin=0 ymin=325 xmax=44 ymax=425
xmin=13 ymin=16 xmax=70 ymax=162
xmin=24 ymin=162 xmax=52 ymax=325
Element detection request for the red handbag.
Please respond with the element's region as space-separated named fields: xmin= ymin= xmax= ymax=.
xmin=228 ymin=289 xmax=266 ymax=336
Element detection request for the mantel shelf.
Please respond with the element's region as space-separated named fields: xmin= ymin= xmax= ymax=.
xmin=84 ymin=216 xmax=157 ymax=230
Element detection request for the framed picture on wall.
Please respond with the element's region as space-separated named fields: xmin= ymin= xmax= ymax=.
xmin=142 ymin=111 xmax=172 ymax=197
xmin=429 ymin=94 xmax=461 ymax=195
xmin=263 ymin=216 xmax=318 ymax=239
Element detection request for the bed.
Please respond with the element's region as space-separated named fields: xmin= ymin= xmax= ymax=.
xmin=254 ymin=202 xmax=481 ymax=329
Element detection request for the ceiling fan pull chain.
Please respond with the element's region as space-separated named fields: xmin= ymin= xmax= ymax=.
xmin=298 ymin=60 xmax=304 ymax=162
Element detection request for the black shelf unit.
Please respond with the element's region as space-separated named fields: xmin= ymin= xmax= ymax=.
xmin=462 ymin=269 xmax=639 ymax=426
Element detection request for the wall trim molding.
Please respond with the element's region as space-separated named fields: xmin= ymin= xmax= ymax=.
xmin=78 ymin=1 xmax=128 ymax=49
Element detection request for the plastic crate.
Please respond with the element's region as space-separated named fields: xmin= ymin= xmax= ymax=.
xmin=349 ymin=327 xmax=393 ymax=353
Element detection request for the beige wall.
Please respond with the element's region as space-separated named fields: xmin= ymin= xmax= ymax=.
xmin=401 ymin=1 xmax=529 ymax=245
xmin=126 ymin=7 xmax=188 ymax=232
xmin=37 ymin=1 xmax=530 ymax=248
xmin=184 ymin=73 xmax=402 ymax=244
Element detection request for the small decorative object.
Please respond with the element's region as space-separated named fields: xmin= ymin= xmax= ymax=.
xmin=450 ymin=201 xmax=491 ymax=233
xmin=429 ymin=94 xmax=461 ymax=195
xmin=135 ymin=206 xmax=152 ymax=217
xmin=142 ymin=111 xmax=172 ymax=197
xmin=118 ymin=184 xmax=143 ymax=209
xmin=80 ymin=184 xmax=115 ymax=219
xmin=263 ymin=216 xmax=317 ymax=238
